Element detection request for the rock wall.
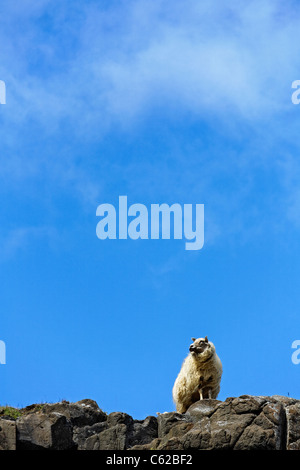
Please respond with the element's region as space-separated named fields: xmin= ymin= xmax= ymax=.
xmin=1 ymin=395 xmax=300 ymax=450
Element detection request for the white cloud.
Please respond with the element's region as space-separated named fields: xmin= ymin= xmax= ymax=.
xmin=1 ymin=0 xmax=299 ymax=129
xmin=92 ymin=0 xmax=300 ymax=124
xmin=0 ymin=0 xmax=300 ymax=244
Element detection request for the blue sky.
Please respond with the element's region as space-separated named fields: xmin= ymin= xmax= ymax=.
xmin=1 ymin=0 xmax=300 ymax=419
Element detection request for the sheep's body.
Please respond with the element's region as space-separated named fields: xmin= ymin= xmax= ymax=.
xmin=172 ymin=337 xmax=222 ymax=414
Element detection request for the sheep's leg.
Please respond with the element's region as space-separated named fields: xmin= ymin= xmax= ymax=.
xmin=208 ymin=389 xmax=212 ymax=399
xmin=198 ymin=376 xmax=204 ymax=400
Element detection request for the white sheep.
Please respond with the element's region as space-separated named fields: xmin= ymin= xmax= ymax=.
xmin=172 ymin=336 xmax=223 ymax=413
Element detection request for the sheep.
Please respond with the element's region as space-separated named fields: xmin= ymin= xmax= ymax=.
xmin=172 ymin=336 xmax=223 ymax=413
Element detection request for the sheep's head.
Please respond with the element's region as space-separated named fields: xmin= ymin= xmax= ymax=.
xmin=189 ymin=336 xmax=215 ymax=361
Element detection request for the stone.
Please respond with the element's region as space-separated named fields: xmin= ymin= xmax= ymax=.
xmin=107 ymin=411 xmax=133 ymax=427
xmin=233 ymin=401 xmax=286 ymax=450
xmin=73 ymin=421 xmax=108 ymax=450
xmin=0 ymin=418 xmax=16 ymax=450
xmin=186 ymin=399 xmax=221 ymax=420
xmin=138 ymin=396 xmax=288 ymax=451
xmin=16 ymin=411 xmax=75 ymax=450
xmin=80 ymin=414 xmax=159 ymax=450
xmin=40 ymin=400 xmax=106 ymax=427
xmin=2 ymin=395 xmax=299 ymax=450
xmin=157 ymin=412 xmax=192 ymax=438
xmin=86 ymin=423 xmax=128 ymax=450
xmin=127 ymin=416 xmax=158 ymax=448
xmin=285 ymin=402 xmax=300 ymax=449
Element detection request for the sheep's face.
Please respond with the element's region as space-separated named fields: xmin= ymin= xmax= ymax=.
xmin=189 ymin=337 xmax=214 ymax=361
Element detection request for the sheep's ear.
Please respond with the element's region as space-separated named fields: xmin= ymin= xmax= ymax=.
xmin=204 ymin=336 xmax=208 ymax=342
xmin=191 ymin=337 xmax=196 ymax=342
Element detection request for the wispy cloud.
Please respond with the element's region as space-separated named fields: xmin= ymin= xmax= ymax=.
xmin=1 ymin=0 xmax=300 ymax=249
xmin=0 ymin=226 xmax=58 ymax=262
xmin=1 ymin=0 xmax=299 ymax=128
xmin=85 ymin=0 xmax=300 ymax=124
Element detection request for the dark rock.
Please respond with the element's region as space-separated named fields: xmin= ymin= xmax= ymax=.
xmin=134 ymin=396 xmax=289 ymax=451
xmin=130 ymin=437 xmax=161 ymax=450
xmin=2 ymin=395 xmax=300 ymax=450
xmin=127 ymin=416 xmax=158 ymax=448
xmin=107 ymin=411 xmax=133 ymax=427
xmin=233 ymin=400 xmax=286 ymax=450
xmin=16 ymin=412 xmax=75 ymax=450
xmin=157 ymin=412 xmax=192 ymax=438
xmin=73 ymin=421 xmax=108 ymax=450
xmin=40 ymin=399 xmax=106 ymax=427
xmin=80 ymin=414 xmax=158 ymax=450
xmin=284 ymin=402 xmax=300 ymax=449
xmin=0 ymin=418 xmax=16 ymax=450
xmin=186 ymin=399 xmax=221 ymax=420
xmin=87 ymin=423 xmax=128 ymax=450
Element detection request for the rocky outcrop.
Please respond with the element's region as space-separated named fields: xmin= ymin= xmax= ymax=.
xmin=1 ymin=395 xmax=300 ymax=450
